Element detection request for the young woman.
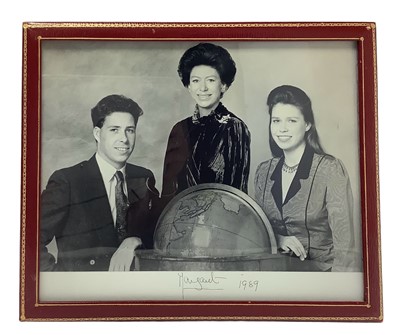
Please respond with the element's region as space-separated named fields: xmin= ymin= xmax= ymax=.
xmin=254 ymin=85 xmax=355 ymax=271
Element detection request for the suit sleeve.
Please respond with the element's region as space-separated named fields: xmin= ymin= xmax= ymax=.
xmin=325 ymin=159 xmax=356 ymax=272
xmin=40 ymin=170 xmax=70 ymax=271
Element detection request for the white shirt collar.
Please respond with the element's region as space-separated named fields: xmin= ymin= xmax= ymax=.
xmin=95 ymin=153 xmax=126 ymax=182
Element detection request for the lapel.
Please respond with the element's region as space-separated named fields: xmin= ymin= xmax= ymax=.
xmin=90 ymin=156 xmax=144 ymax=205
xmin=81 ymin=155 xmax=114 ymax=224
xmin=284 ymin=146 xmax=314 ymax=205
xmin=270 ymin=146 xmax=314 ymax=213
xmin=83 ymin=155 xmax=108 ymax=197
xmin=125 ymin=164 xmax=146 ymax=204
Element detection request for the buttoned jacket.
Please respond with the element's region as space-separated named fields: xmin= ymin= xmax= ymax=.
xmin=254 ymin=147 xmax=356 ymax=271
xmin=40 ymin=155 xmax=158 ymax=271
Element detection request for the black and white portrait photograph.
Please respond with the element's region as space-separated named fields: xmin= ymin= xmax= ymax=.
xmin=37 ymin=38 xmax=364 ymax=302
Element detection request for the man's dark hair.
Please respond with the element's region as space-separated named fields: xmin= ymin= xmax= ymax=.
xmin=91 ymin=94 xmax=143 ymax=128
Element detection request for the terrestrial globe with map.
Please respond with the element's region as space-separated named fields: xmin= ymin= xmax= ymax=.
xmin=135 ymin=183 xmax=282 ymax=271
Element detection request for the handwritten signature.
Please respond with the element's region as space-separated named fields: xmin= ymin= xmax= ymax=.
xmin=178 ymin=272 xmax=226 ymax=298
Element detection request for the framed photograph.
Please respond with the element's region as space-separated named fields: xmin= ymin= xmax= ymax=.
xmin=20 ymin=22 xmax=382 ymax=321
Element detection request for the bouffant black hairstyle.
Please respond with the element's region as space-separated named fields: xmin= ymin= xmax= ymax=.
xmin=177 ymin=43 xmax=237 ymax=87
xmin=91 ymin=94 xmax=143 ymax=128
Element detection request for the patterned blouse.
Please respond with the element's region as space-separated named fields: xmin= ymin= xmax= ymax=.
xmin=254 ymin=146 xmax=357 ymax=272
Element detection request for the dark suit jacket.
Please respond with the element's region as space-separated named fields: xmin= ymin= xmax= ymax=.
xmin=40 ymin=155 xmax=159 ymax=271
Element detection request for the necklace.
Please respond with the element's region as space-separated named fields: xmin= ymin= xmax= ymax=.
xmin=282 ymin=162 xmax=299 ymax=173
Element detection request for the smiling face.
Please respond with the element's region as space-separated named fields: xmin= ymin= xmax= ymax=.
xmin=93 ymin=112 xmax=136 ymax=169
xmin=270 ymin=103 xmax=311 ymax=154
xmin=188 ymin=65 xmax=227 ymax=114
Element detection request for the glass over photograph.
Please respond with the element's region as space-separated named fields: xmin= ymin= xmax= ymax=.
xmin=38 ymin=40 xmax=363 ymax=302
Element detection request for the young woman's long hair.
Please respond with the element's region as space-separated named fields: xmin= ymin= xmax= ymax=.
xmin=266 ymin=85 xmax=325 ymax=157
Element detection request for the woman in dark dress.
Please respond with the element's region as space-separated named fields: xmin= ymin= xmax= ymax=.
xmin=161 ymin=43 xmax=251 ymax=198
xmin=254 ymin=85 xmax=356 ymax=271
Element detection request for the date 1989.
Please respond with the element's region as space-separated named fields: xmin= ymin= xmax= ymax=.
xmin=238 ymin=279 xmax=259 ymax=291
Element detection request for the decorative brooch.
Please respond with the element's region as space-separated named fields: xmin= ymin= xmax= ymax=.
xmin=216 ymin=114 xmax=231 ymax=124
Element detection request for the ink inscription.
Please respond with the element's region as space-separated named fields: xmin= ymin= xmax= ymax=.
xmin=178 ymin=272 xmax=227 ymax=298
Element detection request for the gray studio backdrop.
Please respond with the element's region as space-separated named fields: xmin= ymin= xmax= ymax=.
xmin=41 ymin=40 xmax=362 ymax=259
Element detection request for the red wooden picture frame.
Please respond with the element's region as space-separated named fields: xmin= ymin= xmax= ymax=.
xmin=20 ymin=22 xmax=382 ymax=321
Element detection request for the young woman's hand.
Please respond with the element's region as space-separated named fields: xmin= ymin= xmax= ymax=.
xmin=277 ymin=235 xmax=307 ymax=261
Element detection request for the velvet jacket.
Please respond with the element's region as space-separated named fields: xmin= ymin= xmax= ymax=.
xmin=254 ymin=146 xmax=356 ymax=271
xmin=40 ymin=155 xmax=159 ymax=271
xmin=161 ymin=103 xmax=251 ymax=197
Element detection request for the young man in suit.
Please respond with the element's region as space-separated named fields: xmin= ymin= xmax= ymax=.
xmin=40 ymin=94 xmax=159 ymax=271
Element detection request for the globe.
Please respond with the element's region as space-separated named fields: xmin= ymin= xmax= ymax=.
xmin=135 ymin=183 xmax=283 ymax=271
